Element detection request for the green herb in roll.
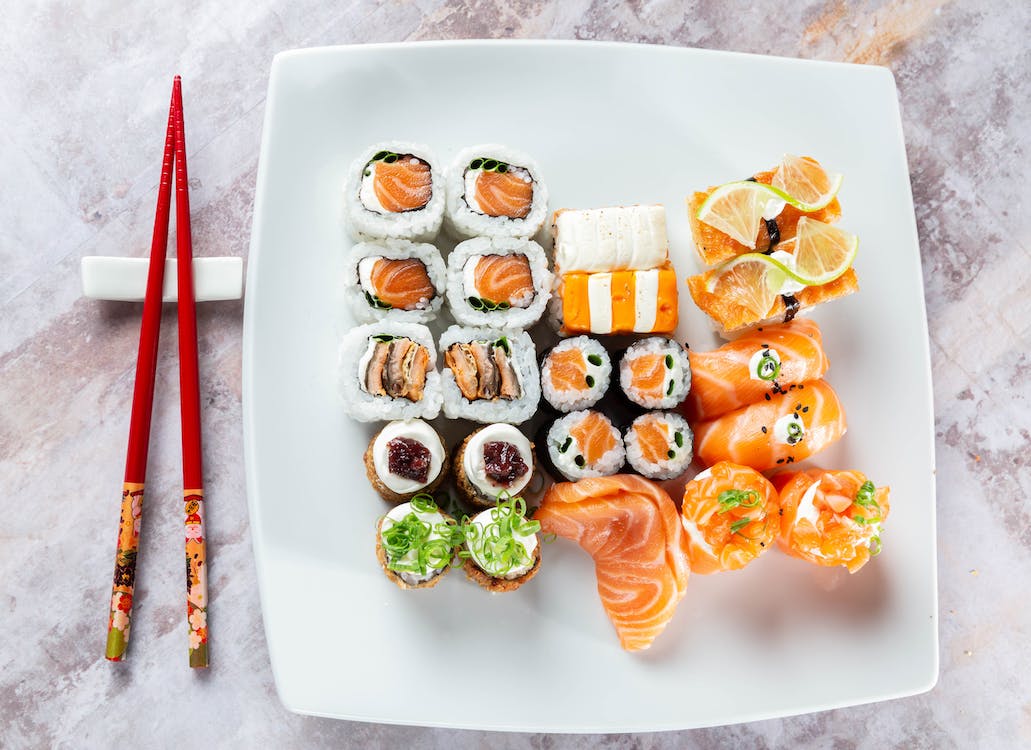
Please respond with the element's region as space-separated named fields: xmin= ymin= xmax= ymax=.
xmin=460 ymin=494 xmax=542 ymax=592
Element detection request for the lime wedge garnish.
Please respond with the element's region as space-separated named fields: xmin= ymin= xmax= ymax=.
xmin=790 ymin=217 xmax=858 ymax=286
xmin=772 ymin=155 xmax=843 ymax=213
xmin=696 ymin=182 xmax=785 ymax=248
xmin=703 ymin=253 xmax=795 ymax=319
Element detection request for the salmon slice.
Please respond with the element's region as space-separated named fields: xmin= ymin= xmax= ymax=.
xmin=627 ymin=353 xmax=667 ymax=400
xmin=680 ymin=462 xmax=779 ymax=574
xmin=774 ymin=469 xmax=890 ymax=573
xmin=632 ymin=416 xmax=671 ymax=465
xmin=372 ymin=157 xmax=432 ymax=213
xmin=474 ymin=254 xmax=535 ymax=307
xmin=569 ymin=411 xmax=618 ymax=464
xmin=687 ymin=158 xmax=843 ymax=266
xmin=536 ymin=475 xmax=691 ymax=651
xmin=370 ymin=259 xmax=435 ymax=310
xmin=684 ymin=319 xmax=830 ymax=422
xmin=473 ymin=168 xmax=533 ymax=218
xmin=547 ymin=347 xmax=588 ymax=393
xmin=693 ymin=379 xmax=846 ymax=471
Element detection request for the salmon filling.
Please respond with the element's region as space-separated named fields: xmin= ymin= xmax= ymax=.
xmin=569 ymin=412 xmax=619 ymax=464
xmin=444 ymin=340 xmax=522 ymax=402
xmin=362 ymin=337 xmax=430 ymax=402
xmin=464 ymin=159 xmax=533 ymax=219
xmin=547 ymin=348 xmax=589 ymax=393
xmin=467 ymin=254 xmax=535 ymax=308
xmin=360 ymin=257 xmax=435 ymax=311
xmin=361 ymin=153 xmax=432 ymax=214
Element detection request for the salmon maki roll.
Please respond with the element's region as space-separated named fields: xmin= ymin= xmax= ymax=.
xmin=774 ymin=469 xmax=890 ymax=573
xmin=684 ymin=319 xmax=830 ymax=422
xmin=680 ymin=462 xmax=779 ymax=574
xmin=541 ymin=410 xmax=625 ymax=482
xmin=344 ymin=240 xmax=446 ymax=324
xmin=444 ymin=237 xmax=553 ymax=329
xmin=446 ymin=145 xmax=548 ymax=239
xmin=537 ymin=475 xmax=691 ymax=651
xmin=540 ymin=336 xmax=612 ymax=412
xmin=345 ymin=142 xmax=445 ymax=242
xmin=693 ymin=379 xmax=846 ymax=471
xmin=623 ymin=412 xmax=693 ymax=480
xmin=619 ymin=337 xmax=692 ymax=410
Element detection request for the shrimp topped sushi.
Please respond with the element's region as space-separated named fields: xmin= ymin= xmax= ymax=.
xmin=446 ymin=145 xmax=548 ymax=239
xmin=680 ymin=462 xmax=779 ymax=574
xmin=542 ymin=410 xmax=625 ymax=482
xmin=540 ymin=337 xmax=612 ymax=412
xmin=619 ymin=337 xmax=692 ymax=410
xmin=345 ymin=142 xmax=445 ymax=242
xmin=375 ymin=494 xmax=461 ymax=590
xmin=343 ymin=240 xmax=446 ymax=324
xmin=774 ymin=469 xmax=890 ymax=573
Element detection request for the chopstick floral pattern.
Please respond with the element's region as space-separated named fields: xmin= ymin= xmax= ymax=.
xmin=106 ymin=482 xmax=145 ymax=660
xmin=185 ymin=490 xmax=208 ymax=667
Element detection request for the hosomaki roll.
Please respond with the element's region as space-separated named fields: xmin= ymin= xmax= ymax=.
xmin=541 ymin=410 xmax=626 ymax=482
xmin=618 ymin=337 xmax=692 ymax=410
xmin=540 ymin=336 xmax=612 ymax=412
xmin=623 ymin=412 xmax=694 ymax=480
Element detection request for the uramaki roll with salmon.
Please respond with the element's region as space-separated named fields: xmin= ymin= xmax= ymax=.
xmin=623 ymin=412 xmax=693 ymax=480
xmin=541 ymin=410 xmax=625 ymax=482
xmin=540 ymin=336 xmax=612 ymax=412
xmin=618 ymin=337 xmax=692 ymax=410
xmin=444 ymin=236 xmax=553 ymax=329
xmin=345 ymin=142 xmax=445 ymax=242
xmin=344 ymin=239 xmax=446 ymax=324
xmin=445 ymin=145 xmax=548 ymax=239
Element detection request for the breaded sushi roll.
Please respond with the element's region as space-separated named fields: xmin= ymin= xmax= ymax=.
xmin=376 ymin=494 xmax=460 ymax=589
xmin=344 ymin=142 xmax=445 ymax=242
xmin=344 ymin=239 xmax=446 ymax=324
xmin=619 ymin=337 xmax=692 ymax=410
xmin=339 ymin=322 xmax=442 ymax=422
xmin=461 ymin=496 xmax=542 ymax=592
xmin=454 ymin=424 xmax=535 ymax=510
xmin=440 ymin=326 xmax=540 ymax=424
xmin=540 ymin=336 xmax=612 ymax=412
xmin=445 ymin=236 xmax=553 ymax=329
xmin=364 ymin=419 xmax=448 ymax=503
xmin=446 ymin=145 xmax=548 ymax=239
xmin=624 ymin=412 xmax=693 ymax=480
xmin=542 ymin=410 xmax=625 ymax=482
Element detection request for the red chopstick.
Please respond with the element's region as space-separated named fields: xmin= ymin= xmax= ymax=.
xmin=105 ymin=83 xmax=177 ymax=662
xmin=172 ymin=77 xmax=209 ymax=668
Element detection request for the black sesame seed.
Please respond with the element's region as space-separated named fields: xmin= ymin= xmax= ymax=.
xmin=761 ymin=426 xmax=768 ymax=434
xmin=802 ymin=406 xmax=809 ymax=413
xmin=764 ymin=393 xmax=771 ymax=401
xmin=776 ymin=458 xmax=785 ymax=464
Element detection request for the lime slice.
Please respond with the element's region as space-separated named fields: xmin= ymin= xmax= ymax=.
xmin=772 ymin=155 xmax=843 ymax=212
xmin=704 ymin=253 xmax=794 ymax=319
xmin=791 ymin=217 xmax=858 ymax=286
xmin=696 ymin=182 xmax=782 ymax=248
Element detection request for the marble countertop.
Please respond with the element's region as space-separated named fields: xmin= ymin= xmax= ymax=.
xmin=2 ymin=1 xmax=1028 ymax=747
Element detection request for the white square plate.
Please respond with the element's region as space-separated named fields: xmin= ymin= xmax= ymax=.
xmin=243 ymin=41 xmax=937 ymax=732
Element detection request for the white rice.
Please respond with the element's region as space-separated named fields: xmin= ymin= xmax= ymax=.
xmin=624 ymin=412 xmax=694 ymax=480
xmin=439 ymin=325 xmax=540 ymax=424
xmin=545 ymin=410 xmax=625 ymax=482
xmin=540 ymin=336 xmax=611 ymax=412
xmin=338 ymin=322 xmax=442 ymax=422
xmin=444 ymin=237 xmax=553 ymax=329
xmin=343 ymin=142 xmax=445 ymax=242
xmin=343 ymin=239 xmax=446 ymax=324
xmin=444 ymin=144 xmax=548 ymax=239
xmin=619 ymin=337 xmax=692 ymax=409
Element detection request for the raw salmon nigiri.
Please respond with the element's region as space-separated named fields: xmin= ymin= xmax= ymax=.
xmin=684 ymin=319 xmax=830 ymax=422
xmin=536 ymin=474 xmax=690 ymax=651
xmin=680 ymin=462 xmax=779 ymax=574
xmin=693 ymin=379 xmax=846 ymax=471
xmin=774 ymin=469 xmax=890 ymax=573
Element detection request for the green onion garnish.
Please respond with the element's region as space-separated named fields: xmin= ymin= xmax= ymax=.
xmin=410 ymin=493 xmax=437 ymax=513
xmin=464 ymin=495 xmax=540 ymax=578
xmin=497 ymin=163 xmax=508 ymax=173
xmin=469 ymin=158 xmax=484 ymax=170
xmin=384 ymin=153 xmax=398 ymax=164
xmin=667 ymin=449 xmax=676 ymax=459
xmin=497 ymin=301 xmax=511 ymax=310
xmin=666 ymin=380 xmax=675 ymax=396
xmin=718 ymin=489 xmax=762 ymax=513
xmin=468 ymin=296 xmax=484 ymax=310
xmin=495 ymin=336 xmax=510 ymax=354
xmin=756 ymin=351 xmax=781 ymax=381
xmin=730 ymin=517 xmax=752 ymax=535
xmin=482 ymin=158 xmax=498 ymax=171
xmin=664 ymin=354 xmax=674 ymax=369
xmin=373 ymin=151 xmax=388 ymax=161
xmin=854 ymin=480 xmax=879 ymax=509
xmin=870 ymin=536 xmax=882 ymax=556
xmin=674 ymin=431 xmax=684 ymax=448
xmin=786 ymin=421 xmax=804 ymax=445
xmin=558 ymin=437 xmax=572 ymax=453
xmin=587 ymin=354 xmax=603 ymax=366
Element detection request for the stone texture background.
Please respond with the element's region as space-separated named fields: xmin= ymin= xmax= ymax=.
xmin=1 ymin=1 xmax=1028 ymax=747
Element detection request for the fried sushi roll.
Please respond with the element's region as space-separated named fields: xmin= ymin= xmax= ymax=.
xmin=619 ymin=337 xmax=692 ymax=410
xmin=345 ymin=142 xmax=445 ymax=242
xmin=454 ymin=424 xmax=535 ymax=510
xmin=540 ymin=336 xmax=612 ymax=413
xmin=364 ymin=419 xmax=448 ymax=503
xmin=461 ymin=496 xmax=542 ymax=592
xmin=623 ymin=412 xmax=693 ymax=480
xmin=541 ymin=410 xmax=625 ymax=482
xmin=680 ymin=462 xmax=779 ymax=574
xmin=343 ymin=239 xmax=446 ymax=324
xmin=376 ymin=494 xmax=461 ymax=589
xmin=773 ymin=469 xmax=890 ymax=573
xmin=446 ymin=145 xmax=548 ymax=239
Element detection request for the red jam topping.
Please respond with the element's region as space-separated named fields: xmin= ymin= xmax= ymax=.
xmin=482 ymin=441 xmax=529 ymax=487
xmin=387 ymin=437 xmax=431 ymax=483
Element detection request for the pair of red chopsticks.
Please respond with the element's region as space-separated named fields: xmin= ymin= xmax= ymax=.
xmin=105 ymin=76 xmax=208 ymax=668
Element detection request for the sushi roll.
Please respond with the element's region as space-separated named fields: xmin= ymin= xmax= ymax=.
xmin=344 ymin=142 xmax=445 ymax=242
xmin=619 ymin=337 xmax=691 ymax=410
xmin=773 ymin=469 xmax=890 ymax=574
xmin=461 ymin=496 xmax=542 ymax=592
xmin=376 ymin=494 xmax=460 ymax=589
xmin=684 ymin=319 xmax=829 ymax=422
xmin=444 ymin=236 xmax=553 ymax=329
xmin=552 ymin=205 xmax=670 ymax=273
xmin=454 ymin=424 xmax=535 ymax=510
xmin=339 ymin=322 xmax=442 ymax=422
xmin=542 ymin=410 xmax=625 ymax=482
xmin=439 ymin=326 xmax=540 ymax=424
xmin=540 ymin=336 xmax=612 ymax=412
xmin=623 ymin=412 xmax=693 ymax=480
xmin=363 ymin=419 xmax=448 ymax=503
xmin=445 ymin=144 xmax=548 ymax=239
xmin=343 ymin=240 xmax=446 ymax=324
xmin=693 ymin=380 xmax=847 ymax=472
xmin=680 ymin=462 xmax=779 ymax=574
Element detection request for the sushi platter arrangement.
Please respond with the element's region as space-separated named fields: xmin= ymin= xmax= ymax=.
xmin=338 ymin=140 xmax=889 ymax=651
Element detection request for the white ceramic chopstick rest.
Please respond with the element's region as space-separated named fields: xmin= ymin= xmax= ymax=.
xmin=81 ymin=256 xmax=244 ymax=302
